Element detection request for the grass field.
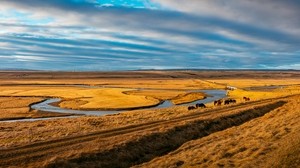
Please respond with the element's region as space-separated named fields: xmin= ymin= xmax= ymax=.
xmin=0 ymin=97 xmax=71 ymax=120
xmin=136 ymin=95 xmax=300 ymax=168
xmin=0 ymin=71 xmax=299 ymax=167
xmin=0 ymin=86 xmax=161 ymax=110
xmin=0 ymin=78 xmax=219 ymax=110
xmin=209 ymin=79 xmax=300 ymax=88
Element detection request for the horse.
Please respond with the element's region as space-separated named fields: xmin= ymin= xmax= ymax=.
xmin=188 ymin=106 xmax=196 ymax=110
xmin=224 ymin=99 xmax=236 ymax=105
xmin=195 ymin=103 xmax=206 ymax=108
xmin=214 ymin=99 xmax=223 ymax=106
xmin=243 ymin=97 xmax=250 ymax=101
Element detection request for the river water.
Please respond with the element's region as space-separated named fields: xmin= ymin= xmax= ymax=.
xmin=3 ymin=89 xmax=227 ymax=122
xmin=31 ymin=89 xmax=226 ymax=116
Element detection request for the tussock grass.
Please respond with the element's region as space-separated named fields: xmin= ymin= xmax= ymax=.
xmin=0 ymin=76 xmax=299 ymax=167
xmin=45 ymin=101 xmax=285 ymax=168
xmin=136 ymin=96 xmax=300 ymax=168
xmin=171 ymin=92 xmax=206 ymax=105
xmin=0 ymin=78 xmax=215 ymax=111
xmin=0 ymin=105 xmax=196 ymax=148
xmin=0 ymin=78 xmax=219 ymax=90
xmin=0 ymin=86 xmax=161 ymax=110
xmin=228 ymin=85 xmax=300 ymax=102
xmin=209 ymin=79 xmax=300 ymax=88
xmin=126 ymin=90 xmax=207 ymax=105
xmin=123 ymin=90 xmax=186 ymax=100
xmin=0 ymin=97 xmax=67 ymax=120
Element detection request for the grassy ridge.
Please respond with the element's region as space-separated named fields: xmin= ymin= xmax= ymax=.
xmin=46 ymin=101 xmax=285 ymax=167
xmin=137 ymin=96 xmax=300 ymax=168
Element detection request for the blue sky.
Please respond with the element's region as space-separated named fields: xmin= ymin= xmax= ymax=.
xmin=0 ymin=0 xmax=300 ymax=70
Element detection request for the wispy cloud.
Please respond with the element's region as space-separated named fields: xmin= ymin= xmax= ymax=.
xmin=0 ymin=0 xmax=299 ymax=70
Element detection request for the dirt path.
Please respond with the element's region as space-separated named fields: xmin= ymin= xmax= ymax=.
xmin=0 ymin=97 xmax=289 ymax=167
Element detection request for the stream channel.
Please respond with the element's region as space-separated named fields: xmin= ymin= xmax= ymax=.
xmin=3 ymin=87 xmax=227 ymax=122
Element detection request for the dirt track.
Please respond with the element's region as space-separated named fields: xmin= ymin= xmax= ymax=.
xmin=0 ymin=97 xmax=289 ymax=167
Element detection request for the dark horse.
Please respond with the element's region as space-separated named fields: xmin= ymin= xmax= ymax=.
xmin=214 ymin=99 xmax=223 ymax=106
xmin=224 ymin=99 xmax=236 ymax=105
xmin=243 ymin=97 xmax=250 ymax=101
xmin=195 ymin=103 xmax=206 ymax=108
xmin=188 ymin=106 xmax=196 ymax=110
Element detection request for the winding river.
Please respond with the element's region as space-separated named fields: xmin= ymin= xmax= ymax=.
xmin=3 ymin=89 xmax=227 ymax=122
xmin=31 ymin=89 xmax=226 ymax=115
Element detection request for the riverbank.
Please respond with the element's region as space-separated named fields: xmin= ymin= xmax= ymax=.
xmin=0 ymin=89 xmax=225 ymax=122
xmin=0 ymin=97 xmax=74 ymax=120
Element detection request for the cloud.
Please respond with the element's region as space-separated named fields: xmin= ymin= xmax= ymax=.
xmin=153 ymin=0 xmax=300 ymax=33
xmin=0 ymin=0 xmax=299 ymax=70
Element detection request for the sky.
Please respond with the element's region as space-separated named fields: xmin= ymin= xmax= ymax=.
xmin=0 ymin=0 xmax=300 ymax=71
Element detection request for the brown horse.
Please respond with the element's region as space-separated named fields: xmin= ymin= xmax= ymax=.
xmin=214 ymin=99 xmax=223 ymax=106
xmin=243 ymin=97 xmax=250 ymax=101
xmin=196 ymin=103 xmax=206 ymax=108
xmin=224 ymin=99 xmax=236 ymax=105
xmin=188 ymin=106 xmax=196 ymax=110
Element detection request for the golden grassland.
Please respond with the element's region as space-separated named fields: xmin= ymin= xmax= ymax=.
xmin=0 ymin=86 xmax=161 ymax=110
xmin=123 ymin=89 xmax=187 ymax=100
xmin=171 ymin=92 xmax=206 ymax=105
xmin=0 ymin=79 xmax=221 ymax=111
xmin=0 ymin=76 xmax=299 ymax=167
xmin=0 ymin=78 xmax=223 ymax=90
xmin=0 ymin=96 xmax=268 ymax=148
xmin=124 ymin=90 xmax=207 ymax=105
xmin=41 ymin=101 xmax=285 ymax=168
xmin=209 ymin=78 xmax=300 ymax=88
xmin=0 ymin=97 xmax=69 ymax=120
xmin=0 ymin=104 xmax=200 ymax=148
xmin=227 ymin=85 xmax=300 ymax=102
xmin=0 ymin=97 xmax=288 ymax=168
xmin=136 ymin=95 xmax=300 ymax=168
xmin=0 ymin=98 xmax=292 ymax=167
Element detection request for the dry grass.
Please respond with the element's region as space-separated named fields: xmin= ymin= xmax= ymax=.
xmin=42 ymin=101 xmax=285 ymax=168
xmin=0 ymin=78 xmax=220 ymax=90
xmin=209 ymin=79 xmax=300 ymax=88
xmin=0 ymin=97 xmax=41 ymax=119
xmin=227 ymin=85 xmax=300 ymax=102
xmin=171 ymin=92 xmax=206 ymax=105
xmin=0 ymin=105 xmax=198 ymax=148
xmin=1 ymin=97 xmax=254 ymax=149
xmin=0 ymin=75 xmax=299 ymax=167
xmin=123 ymin=90 xmax=186 ymax=100
xmin=125 ymin=90 xmax=207 ymax=105
xmin=93 ymin=79 xmax=219 ymax=90
xmin=0 ymin=86 xmax=161 ymax=110
xmin=0 ymin=79 xmax=299 ymax=149
xmin=0 ymin=78 xmax=219 ymax=110
xmin=135 ymin=95 xmax=300 ymax=168
xmin=0 ymin=97 xmax=69 ymax=120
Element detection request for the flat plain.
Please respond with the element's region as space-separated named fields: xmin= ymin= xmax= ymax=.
xmin=0 ymin=70 xmax=299 ymax=167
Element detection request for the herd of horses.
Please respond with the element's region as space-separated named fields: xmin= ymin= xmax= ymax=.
xmin=187 ymin=103 xmax=206 ymax=110
xmin=187 ymin=97 xmax=251 ymax=110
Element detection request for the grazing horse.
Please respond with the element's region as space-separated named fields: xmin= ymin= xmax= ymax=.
xmin=214 ymin=99 xmax=223 ymax=106
xmin=224 ymin=99 xmax=236 ymax=105
xmin=243 ymin=97 xmax=250 ymax=101
xmin=188 ymin=106 xmax=196 ymax=110
xmin=196 ymin=103 xmax=206 ymax=108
